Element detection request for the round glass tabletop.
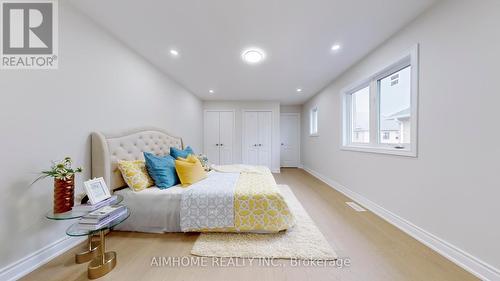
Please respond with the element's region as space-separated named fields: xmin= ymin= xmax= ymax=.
xmin=45 ymin=210 xmax=89 ymax=220
xmin=66 ymin=207 xmax=130 ymax=237
xmin=45 ymin=194 xmax=124 ymax=220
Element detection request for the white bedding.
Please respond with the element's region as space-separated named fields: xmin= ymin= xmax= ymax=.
xmin=113 ymin=171 xmax=239 ymax=233
xmin=112 ymin=169 xmax=293 ymax=234
xmin=114 ymin=184 xmax=185 ymax=233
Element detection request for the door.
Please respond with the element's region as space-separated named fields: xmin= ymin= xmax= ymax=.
xmin=258 ymin=111 xmax=272 ymax=168
xmin=219 ymin=111 xmax=234 ymax=165
xmin=204 ymin=111 xmax=220 ymax=165
xmin=280 ymin=113 xmax=300 ymax=167
xmin=204 ymin=110 xmax=234 ymax=165
xmin=243 ymin=111 xmax=272 ymax=169
xmin=243 ymin=111 xmax=260 ymax=165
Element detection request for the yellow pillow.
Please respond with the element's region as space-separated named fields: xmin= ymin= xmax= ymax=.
xmin=117 ymin=160 xmax=154 ymax=192
xmin=176 ymin=156 xmax=189 ymax=162
xmin=175 ymin=155 xmax=207 ymax=187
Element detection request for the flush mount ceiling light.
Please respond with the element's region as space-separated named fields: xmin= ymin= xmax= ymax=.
xmin=331 ymin=44 xmax=341 ymax=51
xmin=241 ymin=48 xmax=265 ymax=64
xmin=169 ymin=49 xmax=179 ymax=56
xmin=209 ymin=89 xmax=214 ymax=94
xmin=296 ymin=88 xmax=303 ymax=93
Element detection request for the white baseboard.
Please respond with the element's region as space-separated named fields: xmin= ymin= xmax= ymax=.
xmin=302 ymin=165 xmax=500 ymax=281
xmin=0 ymin=236 xmax=85 ymax=281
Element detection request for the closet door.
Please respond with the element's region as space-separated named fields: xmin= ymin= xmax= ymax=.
xmin=219 ymin=111 xmax=234 ymax=165
xmin=204 ymin=111 xmax=220 ymax=165
xmin=243 ymin=111 xmax=260 ymax=165
xmin=257 ymin=111 xmax=272 ymax=168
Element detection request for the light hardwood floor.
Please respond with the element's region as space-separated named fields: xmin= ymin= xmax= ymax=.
xmin=22 ymin=168 xmax=477 ymax=281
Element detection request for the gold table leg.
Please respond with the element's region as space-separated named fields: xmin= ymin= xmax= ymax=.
xmin=88 ymin=230 xmax=116 ymax=279
xmin=75 ymin=235 xmax=100 ymax=264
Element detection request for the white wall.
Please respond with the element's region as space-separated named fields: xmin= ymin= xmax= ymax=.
xmin=280 ymin=105 xmax=302 ymax=114
xmin=203 ymin=101 xmax=281 ymax=172
xmin=302 ymin=0 xmax=500 ymax=275
xmin=0 ymin=2 xmax=202 ymax=275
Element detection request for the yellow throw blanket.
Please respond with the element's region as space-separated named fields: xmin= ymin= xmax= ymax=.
xmin=200 ymin=165 xmax=295 ymax=233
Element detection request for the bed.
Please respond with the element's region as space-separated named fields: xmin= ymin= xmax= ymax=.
xmin=91 ymin=127 xmax=294 ymax=233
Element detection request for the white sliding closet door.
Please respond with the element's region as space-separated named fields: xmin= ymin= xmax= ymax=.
xmin=257 ymin=111 xmax=272 ymax=168
xmin=243 ymin=111 xmax=272 ymax=169
xmin=219 ymin=111 xmax=234 ymax=165
xmin=204 ymin=111 xmax=220 ymax=164
xmin=243 ymin=111 xmax=260 ymax=165
xmin=204 ymin=110 xmax=234 ymax=165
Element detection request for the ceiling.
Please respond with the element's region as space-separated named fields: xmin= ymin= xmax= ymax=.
xmin=69 ymin=0 xmax=437 ymax=105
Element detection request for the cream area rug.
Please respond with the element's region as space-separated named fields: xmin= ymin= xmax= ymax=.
xmin=191 ymin=185 xmax=338 ymax=260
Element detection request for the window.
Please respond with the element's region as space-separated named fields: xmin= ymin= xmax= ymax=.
xmin=341 ymin=45 xmax=418 ymax=157
xmin=379 ymin=66 xmax=411 ymax=145
xmin=350 ymin=86 xmax=370 ymax=143
xmin=310 ymin=107 xmax=318 ymax=136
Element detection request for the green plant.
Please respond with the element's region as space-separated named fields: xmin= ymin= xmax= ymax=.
xmin=196 ymin=154 xmax=209 ymax=170
xmin=32 ymin=157 xmax=83 ymax=184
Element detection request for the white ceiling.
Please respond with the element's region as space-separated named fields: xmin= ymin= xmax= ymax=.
xmin=69 ymin=0 xmax=437 ymax=105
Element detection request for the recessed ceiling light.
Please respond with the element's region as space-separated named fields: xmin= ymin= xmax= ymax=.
xmin=169 ymin=49 xmax=179 ymax=56
xmin=296 ymin=88 xmax=303 ymax=93
xmin=242 ymin=48 xmax=265 ymax=64
xmin=331 ymin=44 xmax=341 ymax=51
xmin=209 ymin=89 xmax=214 ymax=94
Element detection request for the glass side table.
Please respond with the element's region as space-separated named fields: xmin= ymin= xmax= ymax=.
xmin=45 ymin=210 xmax=89 ymax=220
xmin=45 ymin=195 xmax=123 ymax=263
xmin=66 ymin=207 xmax=130 ymax=279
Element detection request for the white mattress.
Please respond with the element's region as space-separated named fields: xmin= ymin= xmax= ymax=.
xmin=114 ymin=185 xmax=185 ymax=233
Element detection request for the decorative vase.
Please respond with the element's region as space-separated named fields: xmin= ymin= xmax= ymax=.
xmin=53 ymin=176 xmax=75 ymax=213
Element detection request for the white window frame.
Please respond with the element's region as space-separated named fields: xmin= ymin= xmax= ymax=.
xmin=341 ymin=44 xmax=419 ymax=157
xmin=309 ymin=106 xmax=319 ymax=137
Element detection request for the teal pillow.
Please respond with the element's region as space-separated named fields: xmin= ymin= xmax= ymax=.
xmin=170 ymin=146 xmax=194 ymax=159
xmin=144 ymin=152 xmax=179 ymax=189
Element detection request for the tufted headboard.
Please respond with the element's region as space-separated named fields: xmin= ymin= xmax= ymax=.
xmin=91 ymin=127 xmax=183 ymax=191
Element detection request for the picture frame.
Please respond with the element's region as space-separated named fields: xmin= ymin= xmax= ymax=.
xmin=83 ymin=177 xmax=111 ymax=205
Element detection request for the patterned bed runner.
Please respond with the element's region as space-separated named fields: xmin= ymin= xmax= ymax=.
xmin=180 ymin=172 xmax=240 ymax=231
xmin=181 ymin=166 xmax=295 ymax=233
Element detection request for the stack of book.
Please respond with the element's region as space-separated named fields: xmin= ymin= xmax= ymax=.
xmin=72 ymin=195 xmax=119 ymax=212
xmin=77 ymin=205 xmax=127 ymax=230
